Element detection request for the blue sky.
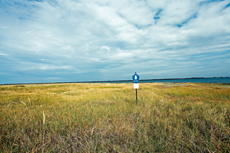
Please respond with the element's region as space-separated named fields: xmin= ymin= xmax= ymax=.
xmin=0 ymin=0 xmax=230 ymax=84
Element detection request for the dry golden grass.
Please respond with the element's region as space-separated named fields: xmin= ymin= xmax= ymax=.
xmin=0 ymin=83 xmax=230 ymax=152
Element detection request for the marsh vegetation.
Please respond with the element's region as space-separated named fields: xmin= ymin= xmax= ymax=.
xmin=0 ymin=83 xmax=230 ymax=152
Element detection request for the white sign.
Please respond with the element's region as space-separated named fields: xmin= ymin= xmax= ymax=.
xmin=134 ymin=83 xmax=139 ymax=89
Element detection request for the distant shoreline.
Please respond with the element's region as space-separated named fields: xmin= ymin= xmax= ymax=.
xmin=87 ymin=77 xmax=230 ymax=83
xmin=1 ymin=77 xmax=230 ymax=85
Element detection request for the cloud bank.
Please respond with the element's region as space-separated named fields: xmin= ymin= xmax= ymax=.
xmin=0 ymin=0 xmax=230 ymax=83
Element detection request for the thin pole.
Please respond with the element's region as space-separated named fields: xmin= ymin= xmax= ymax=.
xmin=136 ymin=89 xmax=137 ymax=104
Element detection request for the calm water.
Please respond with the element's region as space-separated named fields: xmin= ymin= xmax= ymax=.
xmin=100 ymin=78 xmax=230 ymax=84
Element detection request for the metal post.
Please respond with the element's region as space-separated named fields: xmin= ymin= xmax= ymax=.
xmin=136 ymin=89 xmax=137 ymax=104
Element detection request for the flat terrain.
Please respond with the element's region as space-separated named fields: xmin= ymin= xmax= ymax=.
xmin=0 ymin=83 xmax=230 ymax=152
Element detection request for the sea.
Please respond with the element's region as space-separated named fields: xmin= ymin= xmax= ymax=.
xmin=2 ymin=77 xmax=230 ymax=85
xmin=97 ymin=78 xmax=230 ymax=84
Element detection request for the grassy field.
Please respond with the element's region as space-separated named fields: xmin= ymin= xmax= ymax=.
xmin=0 ymin=83 xmax=230 ymax=152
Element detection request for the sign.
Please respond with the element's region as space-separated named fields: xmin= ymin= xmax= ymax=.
xmin=133 ymin=83 xmax=139 ymax=89
xmin=132 ymin=72 xmax=139 ymax=83
xmin=132 ymin=72 xmax=140 ymax=103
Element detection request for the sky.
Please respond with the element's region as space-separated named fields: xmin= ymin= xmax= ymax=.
xmin=0 ymin=0 xmax=230 ymax=84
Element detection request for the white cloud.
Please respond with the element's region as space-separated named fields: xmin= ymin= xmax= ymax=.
xmin=100 ymin=46 xmax=110 ymax=52
xmin=0 ymin=53 xmax=8 ymax=56
xmin=0 ymin=0 xmax=229 ymax=83
xmin=39 ymin=65 xmax=72 ymax=70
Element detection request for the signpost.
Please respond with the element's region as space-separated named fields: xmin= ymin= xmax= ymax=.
xmin=132 ymin=72 xmax=139 ymax=103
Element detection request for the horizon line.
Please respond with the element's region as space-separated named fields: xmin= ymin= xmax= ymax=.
xmin=1 ymin=76 xmax=230 ymax=85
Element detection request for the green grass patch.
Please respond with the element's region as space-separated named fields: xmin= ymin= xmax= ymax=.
xmin=0 ymin=83 xmax=230 ymax=152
